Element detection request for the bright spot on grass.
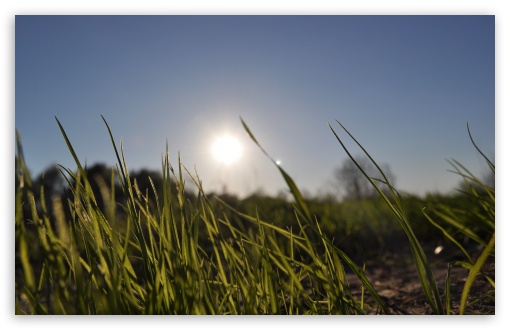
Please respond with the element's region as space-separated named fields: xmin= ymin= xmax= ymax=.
xmin=211 ymin=134 xmax=243 ymax=166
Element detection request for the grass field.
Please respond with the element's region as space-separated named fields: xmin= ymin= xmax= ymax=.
xmin=15 ymin=117 xmax=495 ymax=315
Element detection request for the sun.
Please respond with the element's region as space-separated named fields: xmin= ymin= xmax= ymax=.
xmin=211 ymin=134 xmax=243 ymax=166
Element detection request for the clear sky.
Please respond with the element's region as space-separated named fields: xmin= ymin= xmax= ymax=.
xmin=15 ymin=15 xmax=495 ymax=198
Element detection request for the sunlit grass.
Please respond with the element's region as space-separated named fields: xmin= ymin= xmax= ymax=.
xmin=327 ymin=120 xmax=494 ymax=315
xmin=15 ymin=117 xmax=387 ymax=314
xmin=15 ymin=116 xmax=494 ymax=315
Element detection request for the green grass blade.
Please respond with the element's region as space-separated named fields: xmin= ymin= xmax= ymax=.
xmin=467 ymin=122 xmax=494 ymax=172
xmin=241 ymin=118 xmax=311 ymax=220
xmin=329 ymin=120 xmax=444 ymax=314
xmin=459 ymin=233 xmax=495 ymax=314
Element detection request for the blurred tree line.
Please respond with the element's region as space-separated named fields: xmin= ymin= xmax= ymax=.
xmin=16 ymin=153 xmax=494 ymax=267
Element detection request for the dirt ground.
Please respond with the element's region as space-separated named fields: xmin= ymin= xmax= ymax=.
xmin=345 ymin=243 xmax=495 ymax=315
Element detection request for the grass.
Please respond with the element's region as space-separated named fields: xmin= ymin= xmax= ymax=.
xmin=422 ymin=124 xmax=495 ymax=314
xmin=15 ymin=117 xmax=494 ymax=315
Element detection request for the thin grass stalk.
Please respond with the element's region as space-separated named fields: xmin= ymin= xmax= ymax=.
xmin=445 ymin=262 xmax=453 ymax=315
xmin=15 ymin=132 xmax=37 ymax=294
xmin=241 ymin=118 xmax=311 ymax=220
xmin=459 ymin=233 xmax=495 ymax=314
xmin=467 ymin=122 xmax=495 ymax=173
xmin=329 ymin=120 xmax=444 ymax=314
xmin=423 ymin=209 xmax=474 ymax=264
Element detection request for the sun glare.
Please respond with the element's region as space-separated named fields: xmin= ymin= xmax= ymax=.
xmin=211 ymin=134 xmax=243 ymax=166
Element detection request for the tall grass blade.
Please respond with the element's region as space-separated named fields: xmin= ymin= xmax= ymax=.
xmin=329 ymin=120 xmax=444 ymax=314
xmin=241 ymin=118 xmax=311 ymax=221
xmin=467 ymin=122 xmax=494 ymax=172
xmin=459 ymin=233 xmax=495 ymax=314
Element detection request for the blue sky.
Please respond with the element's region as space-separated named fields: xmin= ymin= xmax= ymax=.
xmin=15 ymin=15 xmax=495 ymax=198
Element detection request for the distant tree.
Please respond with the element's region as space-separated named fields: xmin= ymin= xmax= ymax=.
xmin=333 ymin=155 xmax=396 ymax=200
xmin=28 ymin=165 xmax=67 ymax=218
xmin=38 ymin=165 xmax=65 ymax=192
xmin=131 ymin=168 xmax=163 ymax=196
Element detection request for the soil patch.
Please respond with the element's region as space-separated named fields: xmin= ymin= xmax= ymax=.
xmin=346 ymin=244 xmax=495 ymax=315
